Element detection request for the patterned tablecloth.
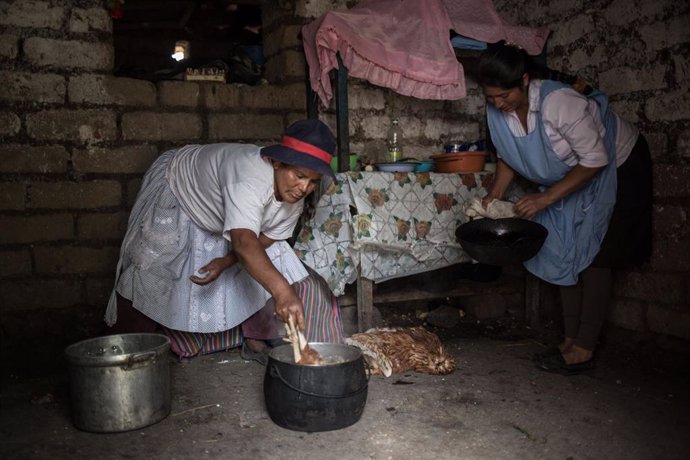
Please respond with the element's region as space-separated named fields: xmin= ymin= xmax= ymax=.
xmin=294 ymin=171 xmax=495 ymax=296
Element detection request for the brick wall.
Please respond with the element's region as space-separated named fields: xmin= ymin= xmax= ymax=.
xmin=0 ymin=0 xmax=688 ymax=372
xmin=0 ymin=0 xmax=321 ymax=370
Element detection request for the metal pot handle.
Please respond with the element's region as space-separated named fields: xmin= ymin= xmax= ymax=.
xmin=269 ymin=365 xmax=368 ymax=399
xmin=123 ymin=351 xmax=157 ymax=370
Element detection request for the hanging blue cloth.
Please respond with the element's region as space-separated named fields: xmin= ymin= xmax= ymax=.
xmin=487 ymin=80 xmax=618 ymax=285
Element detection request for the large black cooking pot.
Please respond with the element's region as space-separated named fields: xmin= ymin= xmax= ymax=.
xmin=456 ymin=218 xmax=548 ymax=266
xmin=263 ymin=343 xmax=368 ymax=432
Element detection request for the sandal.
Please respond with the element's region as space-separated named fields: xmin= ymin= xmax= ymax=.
xmin=240 ymin=341 xmax=270 ymax=366
xmin=535 ymin=352 xmax=594 ymax=376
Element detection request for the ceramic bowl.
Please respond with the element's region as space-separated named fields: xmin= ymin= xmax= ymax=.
xmin=430 ymin=152 xmax=486 ymax=173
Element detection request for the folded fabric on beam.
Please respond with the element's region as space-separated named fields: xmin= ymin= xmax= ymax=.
xmin=302 ymin=0 xmax=550 ymax=107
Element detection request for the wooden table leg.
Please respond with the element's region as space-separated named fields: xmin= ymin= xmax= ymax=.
xmin=525 ymin=272 xmax=541 ymax=331
xmin=356 ymin=275 xmax=374 ymax=332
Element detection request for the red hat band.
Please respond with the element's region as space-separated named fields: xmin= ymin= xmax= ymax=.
xmin=281 ymin=135 xmax=332 ymax=164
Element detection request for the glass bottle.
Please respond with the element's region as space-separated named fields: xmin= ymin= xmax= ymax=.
xmin=387 ymin=118 xmax=403 ymax=162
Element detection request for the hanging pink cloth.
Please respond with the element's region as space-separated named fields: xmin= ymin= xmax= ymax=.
xmin=302 ymin=0 xmax=550 ymax=107
xmin=441 ymin=0 xmax=550 ymax=55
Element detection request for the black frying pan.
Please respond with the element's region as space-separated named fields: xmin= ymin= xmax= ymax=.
xmin=455 ymin=218 xmax=548 ymax=266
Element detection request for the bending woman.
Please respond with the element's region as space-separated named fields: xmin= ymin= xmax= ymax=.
xmin=478 ymin=43 xmax=652 ymax=374
xmin=105 ymin=119 xmax=344 ymax=362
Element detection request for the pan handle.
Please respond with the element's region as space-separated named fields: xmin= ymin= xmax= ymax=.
xmin=269 ymin=365 xmax=368 ymax=399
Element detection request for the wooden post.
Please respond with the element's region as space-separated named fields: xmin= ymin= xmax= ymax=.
xmin=356 ymin=276 xmax=374 ymax=332
xmin=334 ymin=52 xmax=350 ymax=171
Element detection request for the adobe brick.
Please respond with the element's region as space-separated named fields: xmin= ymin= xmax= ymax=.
xmin=26 ymin=109 xmax=117 ymax=142
xmin=0 ymin=182 xmax=26 ymax=210
xmin=77 ymin=212 xmax=129 ymax=240
xmin=679 ymin=129 xmax=690 ymax=159
xmin=30 ymin=180 xmax=121 ymax=209
xmin=608 ymin=298 xmax=646 ymax=332
xmin=69 ymin=7 xmax=112 ymax=33
xmin=0 ymin=71 xmax=66 ymax=104
xmin=159 ymin=81 xmax=200 ymax=108
xmin=0 ymin=144 xmax=68 ymax=173
xmin=126 ymin=178 xmax=142 ymax=207
xmin=24 ymin=37 xmax=113 ymax=71
xmin=0 ymin=0 xmax=64 ymax=29
xmin=648 ymin=304 xmax=690 ymax=340
xmin=241 ymin=83 xmax=304 ymax=110
xmin=202 ymin=83 xmax=242 ymax=109
xmin=73 ymin=145 xmax=159 ymax=173
xmin=348 ymin=85 xmax=386 ymax=110
xmin=122 ymin=112 xmax=202 ymax=141
xmin=282 ymin=49 xmax=306 ymax=78
xmin=0 ymin=33 xmax=18 ymax=59
xmin=208 ymin=113 xmax=283 ymax=141
xmin=86 ymin=277 xmax=113 ymax=308
xmin=69 ymin=75 xmax=156 ymax=106
xmin=34 ymin=245 xmax=120 ymax=275
xmin=0 ymin=112 xmax=20 ymax=136
xmin=653 ymin=204 xmax=688 ymax=236
xmin=0 ymin=279 xmax=82 ymax=311
xmin=650 ymin=238 xmax=690 ymax=271
xmin=0 ymin=250 xmax=32 ymax=277
xmin=263 ymin=25 xmax=302 ymax=58
xmin=614 ymin=271 xmax=687 ymax=305
xmin=0 ymin=214 xmax=74 ymax=244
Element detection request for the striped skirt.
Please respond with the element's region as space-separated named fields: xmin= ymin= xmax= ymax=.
xmin=163 ymin=268 xmax=344 ymax=359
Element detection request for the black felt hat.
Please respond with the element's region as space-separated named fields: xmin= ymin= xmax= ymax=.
xmin=261 ymin=119 xmax=336 ymax=179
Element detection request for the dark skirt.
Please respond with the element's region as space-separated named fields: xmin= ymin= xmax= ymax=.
xmin=592 ymin=134 xmax=653 ymax=268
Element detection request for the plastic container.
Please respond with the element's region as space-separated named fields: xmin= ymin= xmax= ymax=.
xmin=431 ymin=152 xmax=487 ymax=173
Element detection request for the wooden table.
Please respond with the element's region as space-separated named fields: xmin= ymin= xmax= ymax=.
xmin=295 ymin=170 xmax=533 ymax=331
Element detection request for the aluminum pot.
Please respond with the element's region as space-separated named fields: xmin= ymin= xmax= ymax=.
xmin=64 ymin=333 xmax=171 ymax=433
xmin=264 ymin=343 xmax=368 ymax=432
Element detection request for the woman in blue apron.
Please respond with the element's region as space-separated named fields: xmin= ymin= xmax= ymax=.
xmin=477 ymin=43 xmax=652 ymax=374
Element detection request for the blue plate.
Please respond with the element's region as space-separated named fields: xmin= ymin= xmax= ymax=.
xmin=375 ymin=162 xmax=418 ymax=172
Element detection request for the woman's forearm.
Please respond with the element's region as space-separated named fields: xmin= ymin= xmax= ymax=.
xmin=545 ymin=164 xmax=604 ymax=203
xmin=487 ymin=159 xmax=516 ymax=200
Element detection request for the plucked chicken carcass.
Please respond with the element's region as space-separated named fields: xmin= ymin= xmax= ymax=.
xmin=346 ymin=327 xmax=456 ymax=377
xmin=463 ymin=197 xmax=516 ymax=220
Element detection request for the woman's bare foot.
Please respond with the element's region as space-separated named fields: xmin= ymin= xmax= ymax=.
xmin=562 ymin=345 xmax=593 ymax=365
xmin=559 ymin=337 xmax=575 ymax=353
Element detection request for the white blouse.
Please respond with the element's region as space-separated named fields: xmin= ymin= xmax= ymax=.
xmin=496 ymin=79 xmax=638 ymax=167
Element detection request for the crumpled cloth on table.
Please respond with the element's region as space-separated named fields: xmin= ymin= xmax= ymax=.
xmin=302 ymin=0 xmax=550 ymax=106
xmin=463 ymin=197 xmax=516 ymax=219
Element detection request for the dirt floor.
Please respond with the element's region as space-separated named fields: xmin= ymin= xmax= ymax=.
xmin=1 ymin=304 xmax=689 ymax=460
